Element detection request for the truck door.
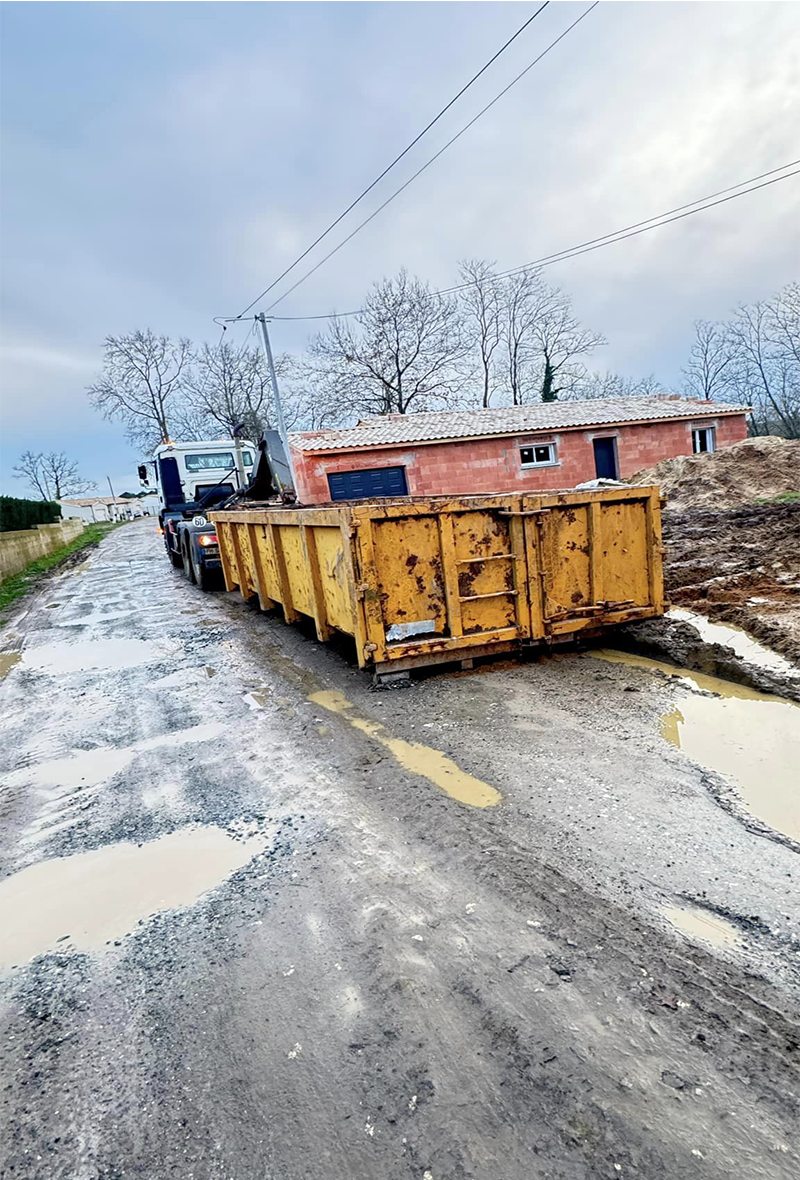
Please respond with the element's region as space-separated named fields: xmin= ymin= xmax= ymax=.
xmin=158 ymin=456 xmax=184 ymax=510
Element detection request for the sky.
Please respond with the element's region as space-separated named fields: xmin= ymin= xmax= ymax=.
xmin=1 ymin=1 xmax=798 ymax=496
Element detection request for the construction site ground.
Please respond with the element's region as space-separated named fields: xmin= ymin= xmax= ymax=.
xmin=0 ymin=519 xmax=798 ymax=1180
xmin=662 ymin=501 xmax=800 ymax=664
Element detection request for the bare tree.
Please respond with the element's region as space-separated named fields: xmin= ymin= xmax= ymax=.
xmin=565 ymin=370 xmax=662 ymax=401
xmin=87 ymin=329 xmax=192 ymax=450
xmin=179 ymin=341 xmax=298 ymax=442
xmin=308 ymin=270 xmax=467 ymax=423
xmin=501 ymin=269 xmax=605 ymax=403
xmin=726 ymin=295 xmax=800 ymax=438
xmin=459 ymin=259 xmax=503 ymax=407
xmin=13 ymin=451 xmax=96 ymax=500
xmin=503 ymin=270 xmax=547 ymax=405
xmin=529 ymin=283 xmax=606 ymax=402
xmin=682 ymin=320 xmax=732 ymax=400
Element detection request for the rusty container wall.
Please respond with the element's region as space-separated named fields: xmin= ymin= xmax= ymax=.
xmin=211 ymin=487 xmax=664 ymax=674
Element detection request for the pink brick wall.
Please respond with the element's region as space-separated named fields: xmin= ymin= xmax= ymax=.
xmin=291 ymin=413 xmax=749 ymax=504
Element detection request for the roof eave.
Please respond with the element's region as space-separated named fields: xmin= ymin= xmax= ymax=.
xmin=292 ymin=406 xmax=752 ymax=455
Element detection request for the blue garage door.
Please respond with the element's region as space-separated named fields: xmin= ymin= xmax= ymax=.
xmin=327 ymin=466 xmax=409 ymax=501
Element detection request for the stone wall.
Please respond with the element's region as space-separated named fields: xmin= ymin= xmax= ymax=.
xmin=0 ymin=519 xmax=85 ymax=582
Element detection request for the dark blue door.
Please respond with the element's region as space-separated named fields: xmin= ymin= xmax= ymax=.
xmin=327 ymin=466 xmax=409 ymax=501
xmin=592 ymin=438 xmax=619 ymax=480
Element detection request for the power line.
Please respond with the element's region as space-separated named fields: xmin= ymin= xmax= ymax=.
xmin=262 ymin=2 xmax=599 ymax=315
xmin=249 ymin=160 xmax=798 ymax=322
xmin=439 ymin=158 xmax=800 ymax=293
xmin=235 ymin=2 xmax=551 ymax=321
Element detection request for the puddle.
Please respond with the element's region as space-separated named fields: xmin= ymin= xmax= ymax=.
xmin=662 ymin=904 xmax=744 ymax=949
xmin=244 ymin=691 xmax=271 ymax=710
xmin=6 ymin=723 xmax=226 ymax=795
xmin=668 ymin=608 xmax=799 ymax=677
xmin=309 ymin=689 xmax=500 ymax=808
xmin=21 ymin=638 xmax=176 ymax=675
xmin=0 ymin=826 xmax=263 ymax=972
xmin=0 ymin=652 xmax=22 ymax=680
xmin=592 ymin=649 xmax=800 ymax=842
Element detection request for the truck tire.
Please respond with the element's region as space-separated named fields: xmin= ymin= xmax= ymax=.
xmin=192 ymin=549 xmax=220 ymax=592
xmin=167 ymin=546 xmax=183 ymax=569
xmin=182 ymin=538 xmax=197 ymax=583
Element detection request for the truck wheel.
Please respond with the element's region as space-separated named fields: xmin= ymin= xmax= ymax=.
xmin=192 ymin=551 xmax=220 ymax=592
xmin=167 ymin=546 xmax=183 ymax=569
xmin=183 ymin=539 xmax=196 ymax=583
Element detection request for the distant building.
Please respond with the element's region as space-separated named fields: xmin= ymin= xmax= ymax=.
xmin=60 ymin=493 xmax=160 ymax=522
xmin=289 ymin=396 xmax=750 ymax=503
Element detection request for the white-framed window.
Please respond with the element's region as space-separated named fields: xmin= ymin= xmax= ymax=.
xmin=520 ymin=442 xmax=557 ymax=467
xmin=692 ymin=426 xmax=716 ymax=454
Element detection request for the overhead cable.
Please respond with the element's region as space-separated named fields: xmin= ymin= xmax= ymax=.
xmin=260 ymin=2 xmax=600 ymax=314
xmin=235 ymin=2 xmax=552 ymax=320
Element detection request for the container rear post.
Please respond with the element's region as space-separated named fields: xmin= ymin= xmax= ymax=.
xmin=436 ymin=512 xmax=463 ymax=639
xmin=268 ymin=522 xmax=300 ymax=624
xmin=520 ymin=509 xmax=546 ymax=640
xmin=339 ymin=518 xmax=369 ymax=669
xmin=217 ymin=521 xmax=237 ymax=593
xmin=587 ymin=500 xmax=601 ymax=606
xmin=299 ymin=524 xmax=333 ymax=642
xmin=646 ymin=486 xmax=666 ymax=611
xmin=507 ymin=508 xmax=533 ymax=640
xmin=353 ymin=511 xmax=387 ymax=664
xmin=228 ymin=524 xmax=251 ymax=601
xmin=246 ymin=523 xmax=276 ymax=611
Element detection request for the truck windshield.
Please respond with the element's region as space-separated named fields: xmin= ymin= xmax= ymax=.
xmin=184 ymin=451 xmax=253 ymax=471
xmin=185 ymin=452 xmax=234 ymax=471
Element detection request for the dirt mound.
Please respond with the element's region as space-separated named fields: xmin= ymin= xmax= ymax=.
xmin=631 ymin=435 xmax=800 ymax=510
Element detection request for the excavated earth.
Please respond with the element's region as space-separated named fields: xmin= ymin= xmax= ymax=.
xmin=660 ymin=503 xmax=800 ymax=665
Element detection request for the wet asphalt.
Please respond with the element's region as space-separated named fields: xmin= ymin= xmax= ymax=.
xmin=0 ymin=519 xmax=798 ymax=1179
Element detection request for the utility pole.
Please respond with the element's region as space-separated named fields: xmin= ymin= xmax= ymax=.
xmin=255 ymin=313 xmax=297 ymax=490
xmin=106 ymin=475 xmax=120 ymax=522
xmin=231 ymin=431 xmax=247 ymax=491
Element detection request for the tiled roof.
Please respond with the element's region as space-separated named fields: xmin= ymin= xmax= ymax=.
xmin=291 ymin=397 xmax=750 ymax=453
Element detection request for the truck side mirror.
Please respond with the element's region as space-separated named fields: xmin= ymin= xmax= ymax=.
xmin=138 ymin=464 xmax=149 ymax=485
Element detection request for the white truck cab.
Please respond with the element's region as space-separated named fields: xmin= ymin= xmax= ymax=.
xmin=148 ymin=437 xmax=257 ymax=589
xmin=152 ymin=438 xmax=256 ymax=510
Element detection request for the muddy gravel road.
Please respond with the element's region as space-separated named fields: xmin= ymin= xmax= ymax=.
xmin=1 ymin=520 xmax=799 ymax=1179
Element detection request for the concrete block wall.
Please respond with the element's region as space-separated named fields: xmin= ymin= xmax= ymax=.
xmin=0 ymin=518 xmax=85 ymax=583
xmin=291 ymin=414 xmax=750 ymax=504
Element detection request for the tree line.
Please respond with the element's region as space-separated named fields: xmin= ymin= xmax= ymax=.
xmin=76 ymin=269 xmax=800 ymax=457
xmin=682 ymin=284 xmax=800 ymax=438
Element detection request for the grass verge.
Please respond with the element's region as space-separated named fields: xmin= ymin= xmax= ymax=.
xmin=754 ymin=492 xmax=800 ymax=505
xmin=0 ymin=522 xmax=126 ymax=618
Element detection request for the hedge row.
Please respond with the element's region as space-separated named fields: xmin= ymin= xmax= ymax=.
xmin=0 ymin=496 xmax=62 ymax=533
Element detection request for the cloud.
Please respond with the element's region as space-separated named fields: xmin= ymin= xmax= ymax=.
xmin=1 ymin=341 xmax=97 ymax=374
xmin=1 ymin=0 xmax=798 ymax=495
